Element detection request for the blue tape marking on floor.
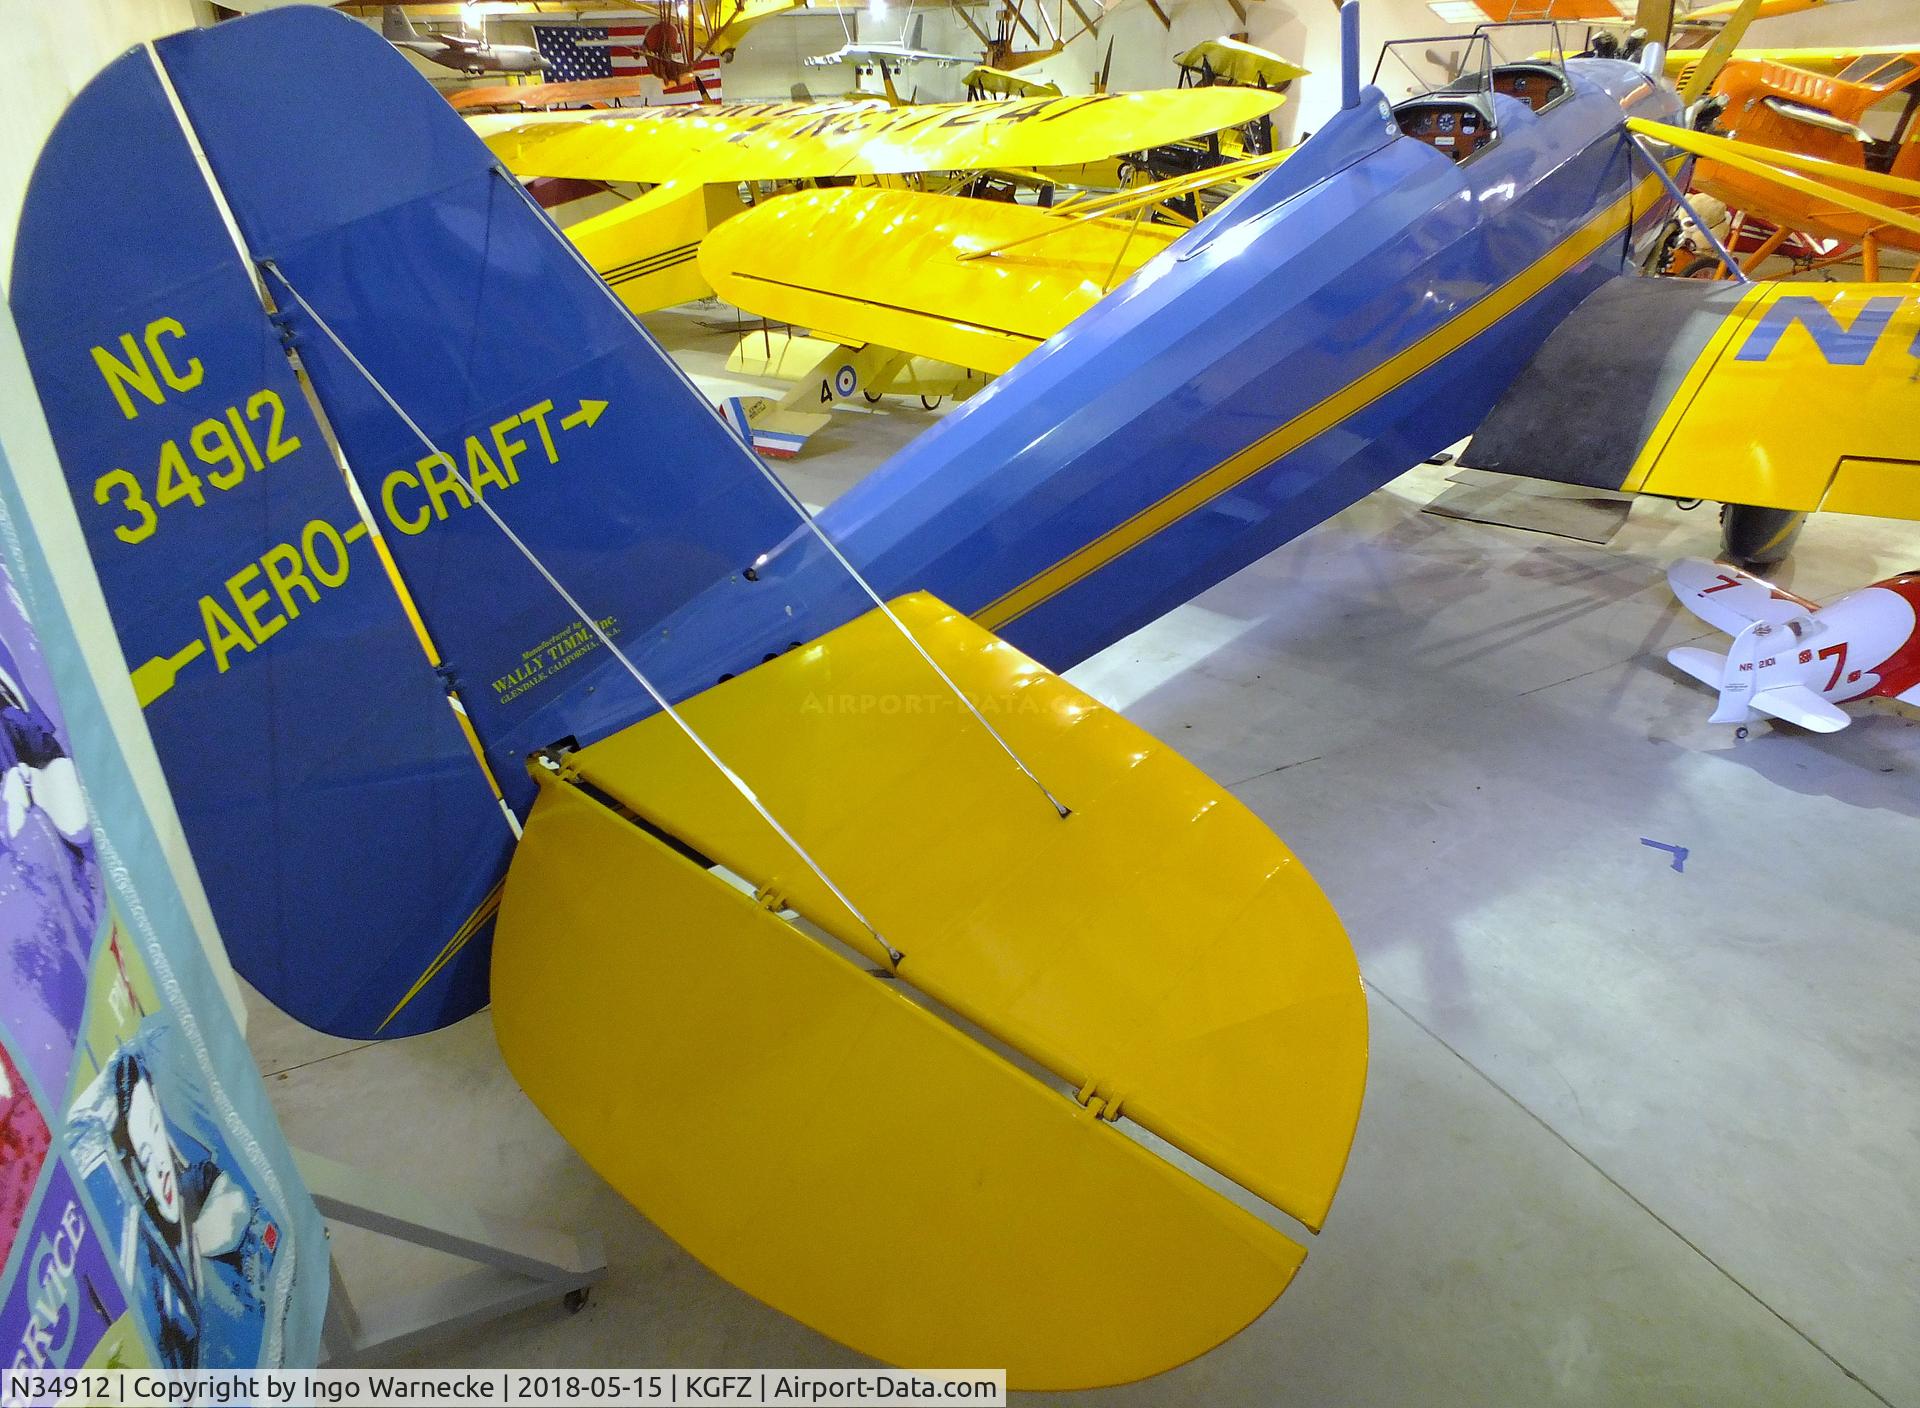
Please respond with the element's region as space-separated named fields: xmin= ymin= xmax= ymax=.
xmin=1640 ymin=838 xmax=1688 ymax=873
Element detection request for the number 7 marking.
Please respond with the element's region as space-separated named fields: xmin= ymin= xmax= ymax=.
xmin=1818 ymin=642 xmax=1848 ymax=692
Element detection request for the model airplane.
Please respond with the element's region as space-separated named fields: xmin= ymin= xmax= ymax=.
xmin=12 ymin=0 xmax=1919 ymax=1385
xmin=1666 ymin=558 xmax=1920 ymax=732
xmin=380 ymin=5 xmax=548 ymax=76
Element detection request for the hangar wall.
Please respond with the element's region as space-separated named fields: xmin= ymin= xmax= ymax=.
xmin=1750 ymin=0 xmax=1916 ymax=46
xmin=1008 ymin=0 xmax=1473 ymax=144
xmin=0 ymin=0 xmax=215 ymax=282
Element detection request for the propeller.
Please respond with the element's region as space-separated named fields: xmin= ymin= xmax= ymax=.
xmin=1680 ymin=0 xmax=1763 ymax=104
xmin=1096 ymin=37 xmax=1114 ymax=95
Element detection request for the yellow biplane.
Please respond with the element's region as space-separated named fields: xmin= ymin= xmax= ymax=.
xmin=478 ymin=86 xmax=1289 ymax=449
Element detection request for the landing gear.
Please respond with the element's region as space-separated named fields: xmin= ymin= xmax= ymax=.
xmin=1721 ymin=503 xmax=1806 ymax=570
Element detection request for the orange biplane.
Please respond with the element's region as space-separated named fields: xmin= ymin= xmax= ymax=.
xmin=1686 ymin=50 xmax=1920 ymax=278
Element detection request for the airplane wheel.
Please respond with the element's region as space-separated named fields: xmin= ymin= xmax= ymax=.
xmin=863 ymin=391 xmax=882 ymax=404
xmin=564 ymin=1288 xmax=591 ymax=1313
xmin=920 ymin=395 xmax=943 ymax=410
xmin=1735 ymin=727 xmax=1751 ymax=741
xmin=1678 ymin=255 xmax=1726 ymax=281
xmin=1721 ymin=503 xmax=1806 ymax=569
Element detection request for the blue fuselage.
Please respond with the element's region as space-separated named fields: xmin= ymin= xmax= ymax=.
xmin=628 ymin=60 xmax=1682 ymax=706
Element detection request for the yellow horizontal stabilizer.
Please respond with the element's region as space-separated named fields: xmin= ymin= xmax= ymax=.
xmin=701 ymin=187 xmax=1182 ymax=374
xmin=727 ymin=330 xmax=852 ymax=379
xmin=561 ymin=595 xmax=1367 ymax=1231
xmin=473 ymin=89 xmax=1287 ymax=186
xmin=495 ymin=777 xmax=1306 ymax=1387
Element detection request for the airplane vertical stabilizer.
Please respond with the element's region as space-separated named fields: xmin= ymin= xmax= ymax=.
xmin=9 ymin=8 xmax=848 ymax=1036
xmin=381 ymin=4 xmax=418 ymax=41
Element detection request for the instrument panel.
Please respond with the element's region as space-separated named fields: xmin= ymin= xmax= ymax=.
xmin=1394 ymin=101 xmax=1492 ymax=161
xmin=1492 ymin=65 xmax=1568 ymax=113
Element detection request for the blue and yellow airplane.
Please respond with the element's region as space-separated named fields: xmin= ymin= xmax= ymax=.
xmin=9 ymin=0 xmax=1917 ymax=1387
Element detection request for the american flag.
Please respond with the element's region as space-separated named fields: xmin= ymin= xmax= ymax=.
xmin=532 ymin=17 xmax=724 ymax=105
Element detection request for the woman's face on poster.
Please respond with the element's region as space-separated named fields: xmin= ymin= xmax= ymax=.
xmin=126 ymin=1078 xmax=181 ymax=1224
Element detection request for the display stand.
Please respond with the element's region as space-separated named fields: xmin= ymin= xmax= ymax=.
xmin=297 ymin=1149 xmax=607 ymax=1366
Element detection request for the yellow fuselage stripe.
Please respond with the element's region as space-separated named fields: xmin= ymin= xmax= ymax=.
xmin=974 ymin=169 xmax=1667 ymax=631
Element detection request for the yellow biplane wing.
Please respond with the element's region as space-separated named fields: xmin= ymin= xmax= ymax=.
xmin=700 ymin=185 xmax=1186 ymax=374
xmin=1173 ymin=38 xmax=1309 ymax=89
xmin=1684 ymin=0 xmax=1856 ymax=18
xmin=494 ymin=597 xmax=1365 ymax=1386
xmin=963 ymin=64 xmax=1063 ymax=99
xmin=700 ymin=0 xmax=800 ymax=56
xmin=474 ymin=88 xmax=1288 ymax=186
xmin=1663 ymin=43 xmax=1915 ymax=79
xmin=1462 ymin=277 xmax=1920 ymax=520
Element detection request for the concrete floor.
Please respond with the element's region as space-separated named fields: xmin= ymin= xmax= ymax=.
xmin=248 ymin=304 xmax=1920 ymax=1407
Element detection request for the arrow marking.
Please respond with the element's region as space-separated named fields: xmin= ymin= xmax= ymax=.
xmin=561 ymin=398 xmax=607 ymax=431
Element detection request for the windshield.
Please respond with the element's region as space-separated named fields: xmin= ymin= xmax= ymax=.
xmin=1374 ymin=34 xmax=1493 ymax=103
xmin=1479 ymin=21 xmax=1567 ymax=73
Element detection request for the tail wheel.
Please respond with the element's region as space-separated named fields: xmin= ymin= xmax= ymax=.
xmin=1721 ymin=504 xmax=1806 ymax=569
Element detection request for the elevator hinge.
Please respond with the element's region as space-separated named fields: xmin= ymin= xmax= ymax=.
xmin=1075 ymin=1078 xmax=1125 ymax=1122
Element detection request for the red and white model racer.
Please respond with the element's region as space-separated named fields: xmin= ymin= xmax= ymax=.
xmin=1667 ymin=558 xmax=1920 ymax=734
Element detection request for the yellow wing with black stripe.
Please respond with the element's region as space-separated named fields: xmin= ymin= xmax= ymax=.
xmin=473 ymin=89 xmax=1287 ymax=186
xmin=1461 ymin=277 xmax=1920 ymax=521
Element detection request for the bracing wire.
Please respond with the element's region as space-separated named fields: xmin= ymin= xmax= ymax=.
xmin=260 ymin=259 xmax=905 ymax=967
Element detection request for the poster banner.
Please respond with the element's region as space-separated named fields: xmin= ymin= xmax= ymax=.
xmin=0 ymin=421 xmax=327 ymax=1390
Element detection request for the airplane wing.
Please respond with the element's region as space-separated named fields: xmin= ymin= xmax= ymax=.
xmin=1173 ymin=38 xmax=1308 ymax=89
xmin=1459 ymin=274 xmax=1920 ymax=522
xmin=1666 ymin=557 xmax=1820 ymax=636
xmin=474 ymin=88 xmax=1287 ymax=186
xmin=447 ymin=75 xmax=649 ymax=111
xmin=698 ymin=185 xmax=1185 ymax=375
xmin=703 ymin=0 xmax=800 ymax=56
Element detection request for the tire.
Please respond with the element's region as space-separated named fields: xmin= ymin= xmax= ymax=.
xmin=1721 ymin=503 xmax=1806 ymax=568
xmin=1678 ymin=254 xmax=1727 ymax=280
